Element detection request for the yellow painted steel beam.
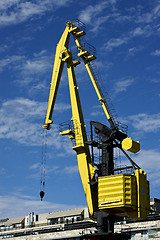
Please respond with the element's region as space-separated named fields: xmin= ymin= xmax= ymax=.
xmin=66 ymin=55 xmax=97 ymax=216
xmin=72 ymin=35 xmax=115 ymax=129
xmin=85 ymin=62 xmax=114 ymax=125
xmin=135 ymin=169 xmax=150 ymax=219
xmin=42 ymin=25 xmax=71 ymax=130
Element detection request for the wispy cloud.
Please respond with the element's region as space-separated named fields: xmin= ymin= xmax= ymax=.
xmin=0 ymin=50 xmax=53 ymax=93
xmin=131 ymin=25 xmax=153 ymax=37
xmin=151 ymin=49 xmax=160 ymax=56
xmin=105 ymin=25 xmax=152 ymax=51
xmin=135 ymin=149 xmax=160 ymax=172
xmin=30 ymin=163 xmax=40 ymax=170
xmin=127 ymin=47 xmax=141 ymax=57
xmin=0 ymin=55 xmax=25 ymax=71
xmin=133 ymin=149 xmax=160 ymax=196
xmin=0 ymin=194 xmax=82 ymax=219
xmin=104 ymin=36 xmax=128 ymax=51
xmin=22 ymin=55 xmax=51 ymax=75
xmin=129 ymin=113 xmax=160 ymax=133
xmin=63 ymin=165 xmax=78 ymax=174
xmin=113 ymin=78 xmax=134 ymax=95
xmin=0 ymin=44 xmax=8 ymax=53
xmin=28 ymin=164 xmax=60 ymax=180
xmin=79 ymin=1 xmax=160 ymax=51
xmin=0 ymin=98 xmax=70 ymax=146
xmin=0 ymin=0 xmax=71 ymax=27
xmin=79 ymin=1 xmax=116 ymax=32
xmin=90 ymin=105 xmax=104 ymax=117
xmin=79 ymin=1 xmax=108 ymax=24
xmin=29 ymin=162 xmax=77 ymax=181
xmin=0 ymin=50 xmax=52 ymax=76
xmin=135 ymin=3 xmax=160 ymax=24
xmin=79 ymin=1 xmax=160 ymax=37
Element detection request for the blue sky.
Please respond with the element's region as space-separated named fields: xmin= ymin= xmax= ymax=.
xmin=0 ymin=0 xmax=160 ymax=219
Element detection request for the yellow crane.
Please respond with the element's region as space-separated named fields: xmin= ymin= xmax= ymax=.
xmin=42 ymin=20 xmax=150 ymax=234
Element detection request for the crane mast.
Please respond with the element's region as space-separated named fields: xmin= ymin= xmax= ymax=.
xmin=65 ymin=50 xmax=97 ymax=216
xmin=42 ymin=20 xmax=150 ymax=234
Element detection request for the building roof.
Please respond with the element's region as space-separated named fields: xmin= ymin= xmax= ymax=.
xmin=0 ymin=208 xmax=87 ymax=227
xmin=0 ymin=217 xmax=25 ymax=226
xmin=47 ymin=208 xmax=84 ymax=219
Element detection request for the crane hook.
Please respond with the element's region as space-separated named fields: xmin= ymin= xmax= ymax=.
xmin=40 ymin=190 xmax=45 ymax=201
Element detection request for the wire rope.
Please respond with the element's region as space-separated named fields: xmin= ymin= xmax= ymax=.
xmin=40 ymin=129 xmax=47 ymax=200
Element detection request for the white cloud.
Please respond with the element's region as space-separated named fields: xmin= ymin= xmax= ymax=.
xmin=90 ymin=16 xmax=110 ymax=33
xmin=151 ymin=50 xmax=160 ymax=56
xmin=0 ymin=51 xmax=52 ymax=75
xmin=30 ymin=163 xmax=40 ymax=170
xmin=64 ymin=165 xmax=78 ymax=174
xmin=23 ymin=58 xmax=50 ymax=74
xmin=105 ymin=36 xmax=128 ymax=51
xmin=111 ymin=12 xmax=133 ymax=23
xmin=0 ymin=98 xmax=70 ymax=146
xmin=0 ymin=44 xmax=8 ymax=53
xmin=0 ymin=0 xmax=20 ymax=10
xmin=0 ymin=0 xmax=71 ymax=27
xmin=136 ymin=13 xmax=153 ymax=24
xmin=90 ymin=105 xmax=104 ymax=117
xmin=2 ymin=98 xmax=45 ymax=118
xmin=79 ymin=2 xmax=108 ymax=24
xmin=105 ymin=25 xmax=153 ymax=51
xmin=78 ymin=1 xmax=160 ymax=37
xmin=153 ymin=4 xmax=160 ymax=15
xmin=0 ymin=55 xmax=25 ymax=71
xmin=134 ymin=149 xmax=160 ymax=172
xmin=0 ymin=51 xmax=53 ymax=93
xmin=132 ymin=27 xmax=145 ymax=37
xmin=136 ymin=3 xmax=160 ymax=24
xmin=127 ymin=47 xmax=139 ymax=56
xmin=20 ymin=51 xmax=52 ymax=78
xmin=54 ymin=103 xmax=70 ymax=111
xmin=78 ymin=2 xmax=119 ymax=32
xmin=28 ymin=164 xmax=60 ymax=180
xmin=129 ymin=113 xmax=160 ymax=133
xmin=29 ymin=162 xmax=77 ymax=182
xmin=91 ymin=111 xmax=104 ymax=117
xmin=113 ymin=78 xmax=134 ymax=94
xmin=131 ymin=25 xmax=153 ymax=37
xmin=0 ymin=195 xmax=82 ymax=219
xmin=33 ymin=49 xmax=48 ymax=57
xmin=79 ymin=1 xmax=116 ymax=32
xmin=132 ymin=149 xmax=160 ymax=196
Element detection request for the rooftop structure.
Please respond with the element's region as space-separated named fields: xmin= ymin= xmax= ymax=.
xmin=0 ymin=208 xmax=97 ymax=239
xmin=1 ymin=199 xmax=160 ymax=239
